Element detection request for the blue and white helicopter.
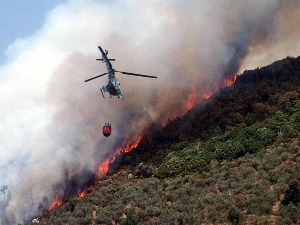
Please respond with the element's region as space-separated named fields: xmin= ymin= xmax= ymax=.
xmin=85 ymin=46 xmax=157 ymax=99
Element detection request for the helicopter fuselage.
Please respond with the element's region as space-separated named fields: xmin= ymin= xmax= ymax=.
xmin=104 ymin=77 xmax=121 ymax=97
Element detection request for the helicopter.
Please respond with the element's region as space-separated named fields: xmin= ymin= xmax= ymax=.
xmin=84 ymin=46 xmax=157 ymax=99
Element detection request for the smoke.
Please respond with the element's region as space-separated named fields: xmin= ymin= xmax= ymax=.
xmin=0 ymin=0 xmax=298 ymax=223
xmin=239 ymin=0 xmax=300 ymax=71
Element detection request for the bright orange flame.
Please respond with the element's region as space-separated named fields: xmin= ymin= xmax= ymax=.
xmin=203 ymin=92 xmax=212 ymax=99
xmin=224 ymin=74 xmax=237 ymax=87
xmin=79 ymin=189 xmax=88 ymax=198
xmin=184 ymin=87 xmax=198 ymax=113
xmin=78 ymin=186 xmax=94 ymax=198
xmin=48 ymin=194 xmax=62 ymax=210
xmin=162 ymin=74 xmax=238 ymax=126
xmin=97 ymin=136 xmax=143 ymax=176
xmin=98 ymin=158 xmax=110 ymax=176
xmin=123 ymin=136 xmax=143 ymax=153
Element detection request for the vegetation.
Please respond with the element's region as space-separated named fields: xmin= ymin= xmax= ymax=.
xmin=24 ymin=56 xmax=300 ymax=224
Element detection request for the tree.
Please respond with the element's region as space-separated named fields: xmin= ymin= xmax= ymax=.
xmin=281 ymin=181 xmax=300 ymax=206
xmin=252 ymin=102 xmax=272 ymax=120
xmin=227 ymin=206 xmax=243 ymax=225
xmin=121 ymin=210 xmax=138 ymax=225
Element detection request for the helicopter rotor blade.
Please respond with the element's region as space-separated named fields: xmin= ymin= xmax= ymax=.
xmin=115 ymin=70 xmax=157 ymax=78
xmin=84 ymin=72 xmax=108 ymax=82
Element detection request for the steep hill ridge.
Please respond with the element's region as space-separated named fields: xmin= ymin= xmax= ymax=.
xmin=26 ymin=56 xmax=300 ymax=224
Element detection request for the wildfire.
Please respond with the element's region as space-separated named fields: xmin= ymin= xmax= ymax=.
xmin=78 ymin=185 xmax=94 ymax=198
xmin=203 ymin=92 xmax=212 ymax=99
xmin=48 ymin=194 xmax=62 ymax=210
xmin=185 ymin=74 xmax=237 ymax=106
xmin=97 ymin=136 xmax=143 ymax=176
xmin=163 ymin=74 xmax=238 ymax=126
xmin=98 ymin=158 xmax=110 ymax=176
xmin=184 ymin=87 xmax=199 ymax=113
xmin=123 ymin=136 xmax=143 ymax=153
xmin=51 ymin=74 xmax=238 ymax=204
xmin=96 ymin=74 xmax=238 ymax=179
xmin=79 ymin=189 xmax=88 ymax=198
xmin=224 ymin=74 xmax=237 ymax=86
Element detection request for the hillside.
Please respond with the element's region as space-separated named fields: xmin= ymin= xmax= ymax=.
xmin=25 ymin=56 xmax=300 ymax=225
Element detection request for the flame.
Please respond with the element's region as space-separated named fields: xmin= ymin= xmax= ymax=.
xmin=203 ymin=92 xmax=212 ymax=99
xmin=98 ymin=158 xmax=110 ymax=176
xmin=184 ymin=87 xmax=199 ymax=113
xmin=163 ymin=74 xmax=238 ymax=126
xmin=224 ymin=74 xmax=237 ymax=86
xmin=162 ymin=87 xmax=201 ymax=126
xmin=185 ymin=74 xmax=237 ymax=104
xmin=78 ymin=185 xmax=95 ymax=198
xmin=123 ymin=136 xmax=143 ymax=153
xmin=97 ymin=136 xmax=143 ymax=176
xmin=79 ymin=189 xmax=88 ymax=198
xmin=48 ymin=194 xmax=62 ymax=210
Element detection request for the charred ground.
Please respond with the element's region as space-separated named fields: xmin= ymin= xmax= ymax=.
xmin=25 ymin=56 xmax=300 ymax=224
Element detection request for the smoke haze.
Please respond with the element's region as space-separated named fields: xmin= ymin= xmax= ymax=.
xmin=0 ymin=0 xmax=299 ymax=223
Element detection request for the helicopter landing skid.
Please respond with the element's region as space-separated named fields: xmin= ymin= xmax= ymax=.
xmin=100 ymin=88 xmax=105 ymax=99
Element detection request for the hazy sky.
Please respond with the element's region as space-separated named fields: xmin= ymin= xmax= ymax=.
xmin=0 ymin=0 xmax=63 ymax=63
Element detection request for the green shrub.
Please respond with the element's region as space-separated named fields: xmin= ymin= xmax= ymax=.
xmin=227 ymin=206 xmax=243 ymax=225
xmin=155 ymin=155 xmax=184 ymax=178
xmin=120 ymin=210 xmax=138 ymax=225
xmin=281 ymin=181 xmax=300 ymax=206
xmin=134 ymin=163 xmax=155 ymax=178
xmin=277 ymin=203 xmax=300 ymax=225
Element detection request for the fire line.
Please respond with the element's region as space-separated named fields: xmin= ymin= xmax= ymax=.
xmin=48 ymin=74 xmax=237 ymax=207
